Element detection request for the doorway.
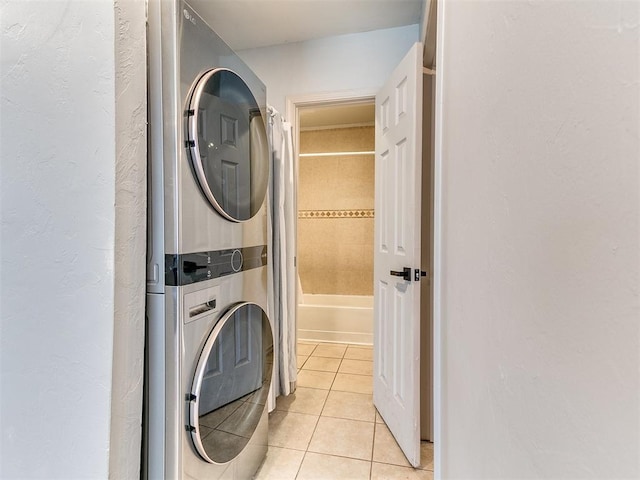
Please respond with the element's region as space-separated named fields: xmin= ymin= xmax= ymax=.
xmin=286 ymin=83 xmax=435 ymax=468
xmin=295 ymin=100 xmax=376 ymax=345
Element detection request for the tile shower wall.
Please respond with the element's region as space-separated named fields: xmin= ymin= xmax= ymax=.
xmin=298 ymin=126 xmax=374 ymax=295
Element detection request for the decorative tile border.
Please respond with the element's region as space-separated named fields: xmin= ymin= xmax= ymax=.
xmin=298 ymin=209 xmax=375 ymax=219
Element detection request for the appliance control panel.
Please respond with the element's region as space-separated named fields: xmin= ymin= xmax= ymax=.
xmin=165 ymin=245 xmax=267 ymax=286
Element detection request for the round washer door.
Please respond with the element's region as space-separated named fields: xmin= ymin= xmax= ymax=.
xmin=188 ymin=302 xmax=273 ymax=464
xmin=186 ymin=68 xmax=269 ymax=222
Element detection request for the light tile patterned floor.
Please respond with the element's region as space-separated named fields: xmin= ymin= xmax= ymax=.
xmin=254 ymin=341 xmax=434 ymax=480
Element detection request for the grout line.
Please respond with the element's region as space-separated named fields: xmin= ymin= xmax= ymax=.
xmin=327 ymin=369 xmax=338 ymax=391
xmin=317 ymin=385 xmax=330 ymax=419
xmin=335 ymin=352 xmax=346 ymax=381
xmin=297 ymin=356 xmax=309 ymax=369
xmin=301 ymin=450 xmax=374 ymax=465
xmin=294 ymin=450 xmax=307 ymax=480
xmin=371 ymin=421 xmax=378 ymax=460
xmin=369 ymin=421 xmax=377 ymax=479
xmin=301 ymin=367 xmax=341 ymax=374
xmin=300 ymin=412 xmax=322 ymax=477
xmin=295 ymin=384 xmax=334 ymax=392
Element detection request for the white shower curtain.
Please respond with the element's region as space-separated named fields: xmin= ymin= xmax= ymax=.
xmin=267 ymin=107 xmax=297 ymax=411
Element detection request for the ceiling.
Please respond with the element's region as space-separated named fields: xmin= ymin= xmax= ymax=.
xmin=188 ymin=0 xmax=424 ymax=51
xmin=299 ymin=102 xmax=375 ymax=129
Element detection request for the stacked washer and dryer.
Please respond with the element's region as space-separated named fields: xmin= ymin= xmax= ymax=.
xmin=145 ymin=1 xmax=273 ymax=479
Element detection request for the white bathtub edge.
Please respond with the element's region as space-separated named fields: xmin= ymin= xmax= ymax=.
xmin=298 ymin=328 xmax=373 ymax=346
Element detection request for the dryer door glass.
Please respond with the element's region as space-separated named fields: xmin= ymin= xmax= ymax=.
xmin=187 ymin=69 xmax=269 ymax=222
xmin=189 ymin=302 xmax=273 ymax=464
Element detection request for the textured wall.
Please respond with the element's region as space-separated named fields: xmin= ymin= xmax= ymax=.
xmin=437 ymin=1 xmax=640 ymax=478
xmin=238 ymin=25 xmax=419 ymax=115
xmin=0 ymin=1 xmax=116 ymax=478
xmin=298 ymin=126 xmax=374 ymax=295
xmin=110 ymin=1 xmax=147 ymax=479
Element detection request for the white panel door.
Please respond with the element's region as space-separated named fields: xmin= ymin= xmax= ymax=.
xmin=373 ymin=42 xmax=423 ymax=467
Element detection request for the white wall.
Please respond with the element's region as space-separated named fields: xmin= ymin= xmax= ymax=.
xmin=0 ymin=1 xmax=146 ymax=478
xmin=110 ymin=1 xmax=147 ymax=478
xmin=238 ymin=24 xmax=419 ymax=115
xmin=437 ymin=1 xmax=639 ymax=478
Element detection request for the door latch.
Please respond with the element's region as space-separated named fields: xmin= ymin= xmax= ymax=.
xmin=414 ymin=269 xmax=428 ymax=281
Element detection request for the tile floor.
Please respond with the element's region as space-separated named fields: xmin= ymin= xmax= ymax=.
xmin=254 ymin=341 xmax=434 ymax=480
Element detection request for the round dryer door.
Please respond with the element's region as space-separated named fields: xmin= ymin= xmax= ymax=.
xmin=186 ymin=68 xmax=269 ymax=222
xmin=188 ymin=302 xmax=273 ymax=464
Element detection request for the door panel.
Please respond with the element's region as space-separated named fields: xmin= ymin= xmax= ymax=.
xmin=373 ymin=42 xmax=423 ymax=468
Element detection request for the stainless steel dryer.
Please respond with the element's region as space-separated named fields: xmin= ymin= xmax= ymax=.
xmin=145 ymin=1 xmax=272 ymax=478
xmin=166 ymin=268 xmax=272 ymax=480
xmin=146 ymin=269 xmax=271 ymax=480
xmin=146 ymin=0 xmax=269 ymax=262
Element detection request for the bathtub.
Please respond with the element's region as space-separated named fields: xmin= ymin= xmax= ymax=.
xmin=297 ymin=294 xmax=373 ymax=345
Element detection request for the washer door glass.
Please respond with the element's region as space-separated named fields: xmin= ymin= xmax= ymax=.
xmin=186 ymin=69 xmax=269 ymax=222
xmin=189 ymin=302 xmax=273 ymax=464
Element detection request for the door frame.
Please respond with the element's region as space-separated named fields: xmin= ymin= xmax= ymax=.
xmin=285 ymin=88 xmax=376 ymax=344
xmin=287 ymin=84 xmax=443 ymax=477
xmin=433 ymin=0 xmax=445 ymax=477
xmin=286 ymin=88 xmax=378 ymax=171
